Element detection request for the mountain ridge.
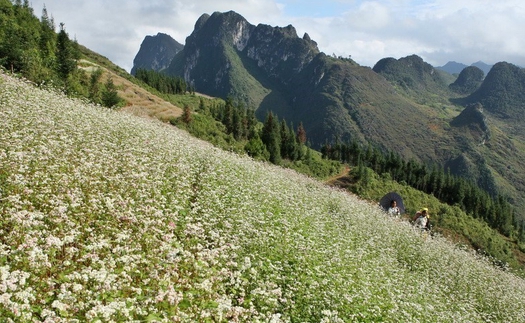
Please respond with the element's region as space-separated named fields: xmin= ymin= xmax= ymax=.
xmin=436 ymin=60 xmax=493 ymax=75
xmin=134 ymin=10 xmax=525 ymax=218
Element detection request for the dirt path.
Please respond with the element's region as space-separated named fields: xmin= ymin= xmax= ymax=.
xmin=325 ymin=164 xmax=351 ymax=184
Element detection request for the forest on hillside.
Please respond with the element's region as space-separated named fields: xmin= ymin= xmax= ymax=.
xmin=0 ymin=0 xmax=122 ymax=108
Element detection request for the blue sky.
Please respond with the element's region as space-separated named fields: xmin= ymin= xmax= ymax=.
xmin=29 ymin=0 xmax=525 ymax=73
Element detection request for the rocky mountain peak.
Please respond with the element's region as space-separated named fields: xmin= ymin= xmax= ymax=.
xmin=167 ymin=10 xmax=320 ymax=95
xmin=187 ymin=11 xmax=254 ymax=50
xmin=131 ymin=33 xmax=183 ymax=75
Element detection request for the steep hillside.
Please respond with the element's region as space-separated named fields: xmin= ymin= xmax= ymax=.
xmin=165 ymin=12 xmax=450 ymax=157
xmin=166 ymin=11 xmax=319 ymax=115
xmin=2 ymin=71 xmax=525 ymax=321
xmin=456 ymin=62 xmax=525 ymax=208
xmin=449 ymin=65 xmax=484 ymax=95
xmin=77 ymin=45 xmax=184 ymax=121
xmin=284 ymin=54 xmax=440 ymax=159
xmin=465 ymin=62 xmax=525 ymax=122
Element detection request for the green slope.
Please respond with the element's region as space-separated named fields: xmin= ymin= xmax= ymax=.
xmin=2 ymin=69 xmax=525 ymax=322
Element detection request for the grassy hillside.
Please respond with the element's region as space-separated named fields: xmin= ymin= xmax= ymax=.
xmin=327 ymin=167 xmax=525 ymax=270
xmin=2 ymin=71 xmax=525 ymax=321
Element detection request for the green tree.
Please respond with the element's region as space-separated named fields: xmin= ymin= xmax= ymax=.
xmin=245 ymin=133 xmax=269 ymax=161
xmin=39 ymin=5 xmax=55 ymax=59
xmin=0 ymin=1 xmax=39 ymax=73
xmin=55 ymin=22 xmax=76 ymax=82
xmin=246 ymin=108 xmax=258 ymax=140
xmin=101 ymin=76 xmax=121 ymax=108
xmin=261 ymin=111 xmax=281 ymax=164
xmin=88 ymin=68 xmax=103 ymax=104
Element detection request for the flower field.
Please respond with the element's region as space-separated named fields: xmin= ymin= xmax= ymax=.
xmin=1 ymin=71 xmax=525 ymax=322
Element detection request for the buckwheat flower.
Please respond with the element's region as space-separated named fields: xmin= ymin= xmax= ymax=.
xmin=57 ymin=205 xmax=67 ymax=215
xmin=45 ymin=235 xmax=63 ymax=248
xmin=241 ymin=256 xmax=251 ymax=271
xmin=51 ymin=299 xmax=69 ymax=312
xmin=40 ymin=308 xmax=56 ymax=320
xmin=269 ymin=313 xmax=283 ymax=323
xmin=72 ymin=283 xmax=83 ymax=293
xmin=0 ymin=292 xmax=13 ymax=305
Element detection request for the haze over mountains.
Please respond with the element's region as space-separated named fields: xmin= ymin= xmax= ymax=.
xmin=132 ymin=11 xmax=525 ymax=217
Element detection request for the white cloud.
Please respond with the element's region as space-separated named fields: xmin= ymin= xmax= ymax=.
xmin=28 ymin=0 xmax=525 ymax=71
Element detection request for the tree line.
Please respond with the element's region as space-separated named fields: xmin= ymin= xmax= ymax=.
xmin=134 ymin=68 xmax=193 ymax=95
xmin=321 ymin=140 xmax=520 ymax=240
xmin=0 ymin=0 xmax=122 ymax=107
xmin=135 ymin=68 xmax=308 ymax=166
xmin=197 ymin=97 xmax=309 ymax=165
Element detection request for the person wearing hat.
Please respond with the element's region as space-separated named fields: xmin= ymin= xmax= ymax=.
xmin=413 ymin=208 xmax=430 ymax=231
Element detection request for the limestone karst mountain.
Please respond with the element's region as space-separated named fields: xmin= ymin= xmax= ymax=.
xmin=136 ymin=10 xmax=525 ymax=214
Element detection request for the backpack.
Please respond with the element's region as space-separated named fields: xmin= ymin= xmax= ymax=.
xmin=412 ymin=211 xmax=422 ymax=222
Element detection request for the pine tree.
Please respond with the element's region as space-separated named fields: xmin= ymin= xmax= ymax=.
xmin=39 ymin=5 xmax=55 ymax=61
xmin=101 ymin=76 xmax=121 ymax=108
xmin=287 ymin=122 xmax=300 ymax=160
xmin=55 ymin=22 xmax=76 ymax=82
xmin=232 ymin=105 xmax=243 ymax=140
xmin=222 ymin=98 xmax=234 ymax=134
xmin=88 ymin=68 xmax=103 ymax=104
xmin=280 ymin=119 xmax=290 ymax=159
xmin=245 ymin=133 xmax=269 ymax=160
xmin=246 ymin=108 xmax=258 ymax=139
xmin=261 ymin=111 xmax=281 ymax=164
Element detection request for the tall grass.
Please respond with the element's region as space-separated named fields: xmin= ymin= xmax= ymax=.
xmin=1 ymin=71 xmax=525 ymax=322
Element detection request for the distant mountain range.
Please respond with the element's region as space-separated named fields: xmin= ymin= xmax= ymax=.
xmin=436 ymin=61 xmax=493 ymax=75
xmin=132 ymin=11 xmax=525 ymax=215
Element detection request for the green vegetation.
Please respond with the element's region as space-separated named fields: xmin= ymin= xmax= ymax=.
xmin=0 ymin=0 xmax=123 ymax=108
xmin=146 ymin=65 xmax=525 ymax=270
xmin=0 ymin=0 xmax=525 ymax=312
xmin=330 ymin=165 xmax=525 ymax=272
xmin=464 ymin=62 xmax=525 ymax=120
xmin=372 ymin=55 xmax=454 ymax=103
xmin=167 ymin=94 xmax=341 ymax=179
xmin=449 ymin=65 xmax=484 ymax=95
xmin=3 ymin=70 xmax=525 ymax=321
xmin=135 ymin=68 xmax=190 ymax=95
xmin=321 ymin=141 xmax=517 ymax=239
